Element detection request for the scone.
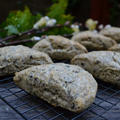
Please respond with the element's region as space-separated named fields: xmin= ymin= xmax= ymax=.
xmin=33 ymin=35 xmax=87 ymax=60
xmin=100 ymin=27 xmax=120 ymax=43
xmin=72 ymin=31 xmax=116 ymax=51
xmin=14 ymin=63 xmax=97 ymax=112
xmin=0 ymin=45 xmax=53 ymax=76
xmin=108 ymin=44 xmax=120 ymax=52
xmin=71 ymin=51 xmax=120 ymax=86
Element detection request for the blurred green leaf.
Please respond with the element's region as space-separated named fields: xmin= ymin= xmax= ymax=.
xmin=46 ymin=0 xmax=73 ymax=35
xmin=4 ymin=7 xmax=36 ymax=32
xmin=0 ymin=7 xmax=42 ymax=37
xmin=43 ymin=26 xmax=73 ymax=35
xmin=4 ymin=25 xmax=19 ymax=36
xmin=47 ymin=0 xmax=73 ymax=24
xmin=0 ymin=1 xmax=74 ymax=44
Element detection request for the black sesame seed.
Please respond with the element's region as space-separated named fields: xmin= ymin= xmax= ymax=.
xmin=81 ymin=62 xmax=85 ymax=66
xmin=30 ymin=55 xmax=33 ymax=59
xmin=95 ymin=60 xmax=100 ymax=64
xmin=71 ymin=103 xmax=75 ymax=109
xmin=29 ymin=75 xmax=33 ymax=78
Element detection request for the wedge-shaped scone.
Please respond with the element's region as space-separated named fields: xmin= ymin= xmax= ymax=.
xmin=14 ymin=63 xmax=97 ymax=112
xmin=71 ymin=51 xmax=120 ymax=86
xmin=72 ymin=31 xmax=116 ymax=51
xmin=100 ymin=27 xmax=120 ymax=43
xmin=0 ymin=45 xmax=53 ymax=76
xmin=33 ymin=35 xmax=87 ymax=60
xmin=108 ymin=44 xmax=120 ymax=52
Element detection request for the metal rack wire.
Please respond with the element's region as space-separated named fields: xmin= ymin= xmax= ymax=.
xmin=0 ymin=77 xmax=120 ymax=120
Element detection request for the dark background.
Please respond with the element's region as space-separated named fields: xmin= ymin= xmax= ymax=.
xmin=0 ymin=0 xmax=90 ymax=23
xmin=0 ymin=0 xmax=120 ymax=25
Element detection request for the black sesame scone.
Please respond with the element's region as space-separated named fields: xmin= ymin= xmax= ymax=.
xmin=71 ymin=31 xmax=116 ymax=51
xmin=33 ymin=35 xmax=87 ymax=60
xmin=0 ymin=45 xmax=53 ymax=76
xmin=108 ymin=44 xmax=120 ymax=52
xmin=14 ymin=63 xmax=97 ymax=112
xmin=71 ymin=51 xmax=120 ymax=86
xmin=100 ymin=27 xmax=120 ymax=43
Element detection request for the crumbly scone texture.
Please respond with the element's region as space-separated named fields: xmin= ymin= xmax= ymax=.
xmin=100 ymin=27 xmax=120 ymax=43
xmin=108 ymin=44 xmax=120 ymax=52
xmin=0 ymin=45 xmax=53 ymax=76
xmin=71 ymin=31 xmax=116 ymax=51
xmin=33 ymin=35 xmax=87 ymax=60
xmin=14 ymin=63 xmax=97 ymax=112
xmin=71 ymin=51 xmax=120 ymax=86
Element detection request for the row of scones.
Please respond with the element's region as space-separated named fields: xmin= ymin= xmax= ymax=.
xmin=1 ymin=26 xmax=120 ymax=112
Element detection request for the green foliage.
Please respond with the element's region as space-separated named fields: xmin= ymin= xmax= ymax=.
xmin=6 ymin=7 xmax=34 ymax=32
xmin=47 ymin=0 xmax=73 ymax=24
xmin=0 ymin=1 xmax=74 ymax=39
xmin=43 ymin=26 xmax=73 ymax=36
xmin=4 ymin=25 xmax=19 ymax=36
xmin=47 ymin=0 xmax=73 ymax=35
xmin=0 ymin=7 xmax=42 ymax=37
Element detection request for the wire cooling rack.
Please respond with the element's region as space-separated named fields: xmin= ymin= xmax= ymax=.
xmin=0 ymin=77 xmax=120 ymax=120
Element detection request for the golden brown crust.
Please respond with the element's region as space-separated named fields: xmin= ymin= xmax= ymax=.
xmin=72 ymin=31 xmax=116 ymax=51
xmin=72 ymin=51 xmax=120 ymax=86
xmin=14 ymin=63 xmax=97 ymax=112
xmin=100 ymin=27 xmax=120 ymax=43
xmin=0 ymin=45 xmax=53 ymax=76
xmin=108 ymin=44 xmax=120 ymax=52
xmin=33 ymin=35 xmax=87 ymax=60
